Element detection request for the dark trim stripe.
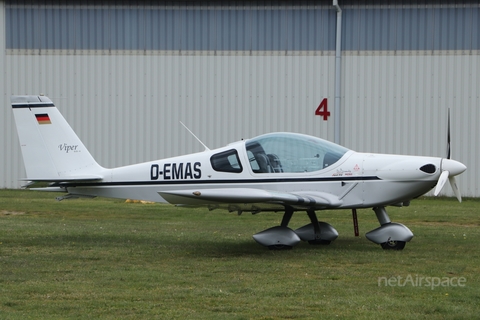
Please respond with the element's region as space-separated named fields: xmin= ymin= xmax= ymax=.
xmin=295 ymin=196 xmax=305 ymax=204
xmin=12 ymin=103 xmax=55 ymax=109
xmin=54 ymin=176 xmax=381 ymax=188
xmin=305 ymin=196 xmax=316 ymax=205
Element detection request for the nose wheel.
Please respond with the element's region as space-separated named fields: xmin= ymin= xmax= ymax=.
xmin=381 ymin=239 xmax=406 ymax=250
xmin=365 ymin=207 xmax=413 ymax=250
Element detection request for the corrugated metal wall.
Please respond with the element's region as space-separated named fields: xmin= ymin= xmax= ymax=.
xmin=340 ymin=2 xmax=480 ymax=197
xmin=1 ymin=1 xmax=479 ymax=197
xmin=343 ymin=54 xmax=479 ymax=198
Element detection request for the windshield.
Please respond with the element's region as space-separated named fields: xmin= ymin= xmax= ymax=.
xmin=245 ymin=133 xmax=349 ymax=173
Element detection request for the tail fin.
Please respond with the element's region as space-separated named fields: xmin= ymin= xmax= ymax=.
xmin=11 ymin=95 xmax=104 ymax=181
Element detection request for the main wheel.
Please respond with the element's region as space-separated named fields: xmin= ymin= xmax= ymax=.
xmin=308 ymin=239 xmax=332 ymax=245
xmin=381 ymin=240 xmax=406 ymax=250
xmin=268 ymin=244 xmax=293 ymax=250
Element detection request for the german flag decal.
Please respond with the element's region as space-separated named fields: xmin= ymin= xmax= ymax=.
xmin=35 ymin=113 xmax=51 ymax=125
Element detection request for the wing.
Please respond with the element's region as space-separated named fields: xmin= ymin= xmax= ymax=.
xmin=158 ymin=188 xmax=343 ymax=209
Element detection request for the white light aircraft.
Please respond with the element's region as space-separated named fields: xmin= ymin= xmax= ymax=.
xmin=11 ymin=95 xmax=466 ymax=250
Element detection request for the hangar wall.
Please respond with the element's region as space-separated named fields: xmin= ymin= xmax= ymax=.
xmin=1 ymin=1 xmax=479 ymax=197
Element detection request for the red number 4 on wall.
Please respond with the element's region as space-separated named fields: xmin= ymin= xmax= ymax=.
xmin=315 ymin=98 xmax=330 ymax=120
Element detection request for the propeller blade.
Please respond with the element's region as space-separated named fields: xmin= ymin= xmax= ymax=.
xmin=449 ymin=176 xmax=462 ymax=203
xmin=446 ymin=109 xmax=451 ymax=159
xmin=437 ymin=109 xmax=465 ymax=201
xmin=434 ymin=170 xmax=449 ymax=196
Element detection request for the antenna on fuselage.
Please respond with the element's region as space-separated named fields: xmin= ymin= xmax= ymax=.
xmin=179 ymin=121 xmax=210 ymax=151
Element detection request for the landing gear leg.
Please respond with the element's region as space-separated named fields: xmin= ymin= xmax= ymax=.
xmin=373 ymin=206 xmax=391 ymax=225
xmin=281 ymin=206 xmax=294 ymax=227
xmin=306 ymin=209 xmax=330 ymax=245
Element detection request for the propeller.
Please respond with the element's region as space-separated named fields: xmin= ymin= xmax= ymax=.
xmin=446 ymin=110 xmax=451 ymax=159
xmin=433 ymin=109 xmax=466 ymax=202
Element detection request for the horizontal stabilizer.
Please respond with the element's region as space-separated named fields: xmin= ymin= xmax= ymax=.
xmin=158 ymin=188 xmax=342 ymax=208
xmin=20 ymin=175 xmax=103 ymax=182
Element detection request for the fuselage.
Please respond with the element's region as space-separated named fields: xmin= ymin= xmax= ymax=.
xmin=61 ymin=132 xmax=451 ymax=212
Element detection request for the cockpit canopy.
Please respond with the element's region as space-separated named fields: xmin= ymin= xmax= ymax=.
xmin=245 ymin=133 xmax=349 ymax=173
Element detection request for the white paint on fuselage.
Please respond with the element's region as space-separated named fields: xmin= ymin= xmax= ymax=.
xmin=66 ymin=140 xmax=443 ymax=211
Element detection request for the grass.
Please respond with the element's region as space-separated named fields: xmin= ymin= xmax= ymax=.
xmin=1 ymin=189 xmax=479 ymax=319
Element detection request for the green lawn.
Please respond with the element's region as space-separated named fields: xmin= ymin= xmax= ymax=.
xmin=1 ymin=190 xmax=479 ymax=319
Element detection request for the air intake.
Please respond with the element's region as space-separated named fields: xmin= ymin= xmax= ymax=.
xmin=420 ymin=164 xmax=436 ymax=174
